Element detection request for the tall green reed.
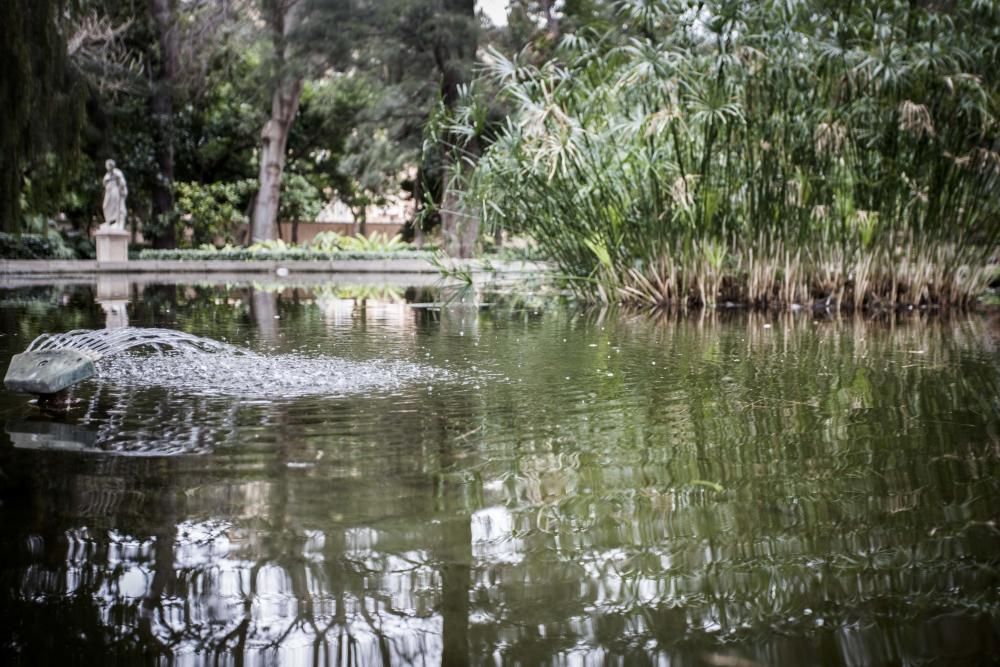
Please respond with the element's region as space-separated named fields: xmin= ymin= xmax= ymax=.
xmin=460 ymin=0 xmax=1000 ymax=308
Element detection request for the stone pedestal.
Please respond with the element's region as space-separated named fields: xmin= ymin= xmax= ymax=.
xmin=95 ymin=228 xmax=129 ymax=264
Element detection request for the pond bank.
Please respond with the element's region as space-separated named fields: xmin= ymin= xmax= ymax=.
xmin=0 ymin=271 xmax=449 ymax=290
xmin=0 ymin=257 xmax=549 ymax=275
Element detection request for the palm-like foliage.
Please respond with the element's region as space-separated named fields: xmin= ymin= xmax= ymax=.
xmin=463 ymin=0 xmax=1000 ymax=308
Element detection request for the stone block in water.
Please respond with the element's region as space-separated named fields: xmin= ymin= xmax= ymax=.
xmin=4 ymin=350 xmax=96 ymax=395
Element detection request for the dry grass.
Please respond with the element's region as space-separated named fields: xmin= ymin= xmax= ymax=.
xmin=616 ymin=240 xmax=995 ymax=311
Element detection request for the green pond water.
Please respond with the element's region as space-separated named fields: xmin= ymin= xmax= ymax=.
xmin=0 ymin=279 xmax=998 ymax=666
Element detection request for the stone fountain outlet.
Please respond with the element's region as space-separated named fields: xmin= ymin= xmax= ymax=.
xmin=4 ymin=327 xmax=444 ymax=401
xmin=4 ymin=328 xmax=239 ymax=396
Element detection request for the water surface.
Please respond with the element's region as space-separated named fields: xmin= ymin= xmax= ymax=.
xmin=0 ymin=279 xmax=998 ymax=666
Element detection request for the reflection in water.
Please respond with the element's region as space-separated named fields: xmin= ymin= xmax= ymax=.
xmin=97 ymin=274 xmax=131 ymax=329
xmin=252 ymin=288 xmax=279 ymax=343
xmin=0 ymin=282 xmax=998 ymax=665
xmin=6 ymin=384 xmax=245 ymax=455
xmin=6 ymin=419 xmax=98 ymax=451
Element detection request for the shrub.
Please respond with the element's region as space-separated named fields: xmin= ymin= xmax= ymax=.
xmin=137 ymin=245 xmax=433 ymax=261
xmin=306 ymin=231 xmax=408 ymax=253
xmin=0 ymin=232 xmax=76 ymax=260
xmin=176 ymin=179 xmax=256 ymax=247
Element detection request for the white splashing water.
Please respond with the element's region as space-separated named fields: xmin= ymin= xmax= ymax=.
xmin=26 ymin=327 xmax=444 ymax=398
xmin=97 ymin=350 xmax=445 ymax=398
xmin=27 ymin=327 xmax=241 ymax=360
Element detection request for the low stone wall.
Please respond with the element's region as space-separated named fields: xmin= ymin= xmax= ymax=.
xmin=0 ymin=271 xmax=448 ymax=289
xmin=0 ymin=258 xmax=548 ymax=275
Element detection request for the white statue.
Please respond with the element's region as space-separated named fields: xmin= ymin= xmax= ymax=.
xmin=101 ymin=159 xmax=128 ymax=230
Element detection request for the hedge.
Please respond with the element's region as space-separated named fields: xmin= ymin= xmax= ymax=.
xmin=137 ymin=248 xmax=436 ymax=261
xmin=0 ymin=233 xmax=76 ymax=260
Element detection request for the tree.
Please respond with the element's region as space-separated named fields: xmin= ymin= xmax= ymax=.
xmin=284 ymin=73 xmax=378 ymax=240
xmin=435 ymin=0 xmax=480 ymax=258
xmin=250 ymin=0 xmax=306 ymax=242
xmin=0 ymin=0 xmax=86 ymax=234
xmin=357 ymin=0 xmax=482 ymax=255
xmin=500 ymin=0 xmax=612 ymax=62
xmin=147 ymin=0 xmax=180 ymax=248
xmin=299 ymin=0 xmax=494 ymax=253
xmin=12 ymin=0 xmax=248 ymax=248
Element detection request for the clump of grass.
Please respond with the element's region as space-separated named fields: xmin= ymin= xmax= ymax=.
xmin=616 ymin=237 xmax=993 ymax=310
xmin=459 ymin=0 xmax=1000 ymax=309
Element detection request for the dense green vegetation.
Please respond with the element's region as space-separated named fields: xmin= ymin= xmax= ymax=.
xmin=0 ymin=233 xmax=76 ymax=260
xmin=1 ymin=0 xmax=997 ymax=308
xmin=463 ymin=0 xmax=1000 ymax=308
xmin=464 ymin=1 xmax=1000 ymax=307
xmin=0 ymin=0 xmax=505 ymax=252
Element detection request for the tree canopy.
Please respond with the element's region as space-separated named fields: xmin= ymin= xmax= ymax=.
xmin=1 ymin=0 xmax=502 ymax=247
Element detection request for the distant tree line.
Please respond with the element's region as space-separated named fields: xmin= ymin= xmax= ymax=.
xmin=0 ymin=0 xmax=588 ymax=256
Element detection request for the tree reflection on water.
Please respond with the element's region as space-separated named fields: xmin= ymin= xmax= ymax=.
xmin=0 ymin=284 xmax=998 ymax=665
xmin=3 ymin=407 xmax=473 ymax=664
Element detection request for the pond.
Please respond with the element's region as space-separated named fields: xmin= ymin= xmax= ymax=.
xmin=0 ymin=277 xmax=998 ymax=666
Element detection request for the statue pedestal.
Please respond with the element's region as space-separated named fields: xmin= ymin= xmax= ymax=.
xmin=95 ymin=228 xmax=129 ymax=264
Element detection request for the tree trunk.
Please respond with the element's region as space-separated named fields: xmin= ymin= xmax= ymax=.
xmin=251 ymin=77 xmax=303 ymax=242
xmin=441 ymin=134 xmax=480 ymax=258
xmin=543 ymin=0 xmax=560 ymax=40
xmin=438 ymin=0 xmax=479 ymax=258
xmin=250 ymin=1 xmax=303 ymax=242
xmin=148 ymin=0 xmax=179 ymax=248
xmin=411 ymin=166 xmax=425 ymax=247
xmin=441 ymin=164 xmax=479 ymax=258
